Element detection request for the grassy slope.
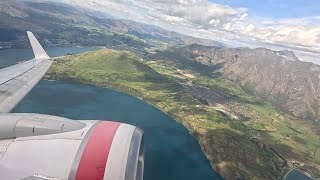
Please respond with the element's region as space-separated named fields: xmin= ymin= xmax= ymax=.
xmin=147 ymin=60 xmax=320 ymax=176
xmin=45 ymin=49 xmax=319 ymax=179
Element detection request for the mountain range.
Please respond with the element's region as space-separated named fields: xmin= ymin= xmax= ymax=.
xmin=0 ymin=1 xmax=223 ymax=49
xmin=151 ymin=44 xmax=320 ymax=131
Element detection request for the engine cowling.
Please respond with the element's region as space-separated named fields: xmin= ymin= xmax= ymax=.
xmin=0 ymin=113 xmax=144 ymax=180
xmin=72 ymin=121 xmax=144 ymax=180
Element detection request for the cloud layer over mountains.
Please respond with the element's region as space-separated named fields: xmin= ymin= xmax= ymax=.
xmin=56 ymin=0 xmax=319 ymax=62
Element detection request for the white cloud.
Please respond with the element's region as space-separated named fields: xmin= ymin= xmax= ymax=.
xmin=243 ymin=24 xmax=255 ymax=33
xmin=240 ymin=13 xmax=248 ymax=20
xmin=53 ymin=0 xmax=319 ymax=63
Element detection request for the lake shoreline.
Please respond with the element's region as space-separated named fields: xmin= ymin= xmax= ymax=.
xmin=44 ymin=49 xmax=293 ymax=179
xmin=23 ymin=79 xmax=223 ymax=180
xmin=43 ymin=79 xmax=194 ymax=131
xmin=43 ymin=78 xmax=222 ymax=177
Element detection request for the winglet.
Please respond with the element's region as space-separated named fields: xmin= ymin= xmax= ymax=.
xmin=27 ymin=31 xmax=50 ymax=60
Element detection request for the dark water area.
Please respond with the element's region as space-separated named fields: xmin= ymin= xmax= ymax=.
xmin=0 ymin=47 xmax=97 ymax=67
xmin=13 ymin=80 xmax=223 ymax=180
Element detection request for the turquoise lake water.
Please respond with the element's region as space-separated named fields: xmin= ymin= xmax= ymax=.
xmin=1 ymin=48 xmax=223 ymax=180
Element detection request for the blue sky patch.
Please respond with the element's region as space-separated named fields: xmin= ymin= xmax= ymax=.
xmin=211 ymin=0 xmax=320 ymax=18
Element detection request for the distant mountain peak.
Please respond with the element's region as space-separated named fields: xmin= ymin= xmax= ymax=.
xmin=275 ymin=50 xmax=300 ymax=61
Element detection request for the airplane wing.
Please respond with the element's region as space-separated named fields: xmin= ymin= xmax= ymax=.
xmin=0 ymin=31 xmax=52 ymax=113
xmin=0 ymin=32 xmax=144 ymax=180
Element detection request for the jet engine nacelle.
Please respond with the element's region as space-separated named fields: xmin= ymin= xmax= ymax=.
xmin=0 ymin=113 xmax=144 ymax=180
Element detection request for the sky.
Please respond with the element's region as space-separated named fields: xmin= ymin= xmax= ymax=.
xmin=212 ymin=0 xmax=320 ymax=18
xmin=55 ymin=0 xmax=320 ymax=63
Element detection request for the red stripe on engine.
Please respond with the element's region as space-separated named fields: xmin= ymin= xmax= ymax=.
xmin=75 ymin=121 xmax=121 ymax=180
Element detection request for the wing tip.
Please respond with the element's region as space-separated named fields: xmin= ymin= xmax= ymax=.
xmin=27 ymin=31 xmax=50 ymax=60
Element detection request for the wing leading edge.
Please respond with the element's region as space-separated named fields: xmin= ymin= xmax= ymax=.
xmin=0 ymin=32 xmax=52 ymax=113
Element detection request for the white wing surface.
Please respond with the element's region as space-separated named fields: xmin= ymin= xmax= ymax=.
xmin=0 ymin=32 xmax=52 ymax=112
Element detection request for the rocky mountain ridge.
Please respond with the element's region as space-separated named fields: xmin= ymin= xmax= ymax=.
xmin=151 ymin=44 xmax=320 ymax=127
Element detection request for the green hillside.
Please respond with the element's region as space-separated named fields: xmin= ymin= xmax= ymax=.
xmin=45 ymin=49 xmax=320 ymax=179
